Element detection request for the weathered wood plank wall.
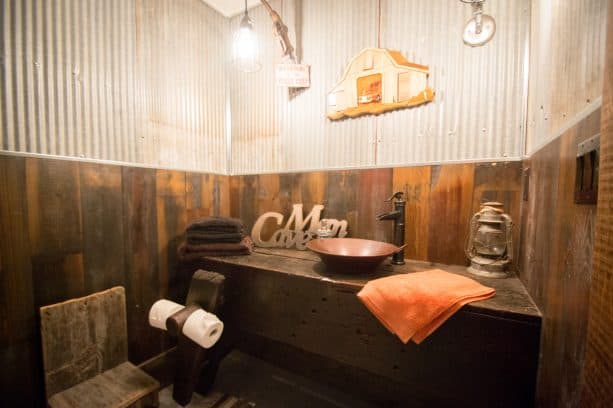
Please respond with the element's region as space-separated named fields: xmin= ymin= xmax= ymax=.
xmin=0 ymin=154 xmax=229 ymax=404
xmin=0 ymin=155 xmax=523 ymax=405
xmin=582 ymin=0 xmax=613 ymax=403
xmin=231 ymin=162 xmax=522 ymax=267
xmin=519 ymin=109 xmax=601 ymax=407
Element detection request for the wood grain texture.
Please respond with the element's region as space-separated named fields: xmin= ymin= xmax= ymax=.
xmin=519 ymin=109 xmax=601 ymax=407
xmin=0 ymin=154 xmax=229 ymax=402
xmin=427 ymin=164 xmax=475 ymax=265
xmin=32 ymin=253 xmax=85 ymax=308
xmin=325 ymin=171 xmax=359 ymax=236
xmin=231 ymin=163 xmax=522 ymax=267
xmin=472 ymin=162 xmax=522 ymax=267
xmin=80 ymin=163 xmax=125 ymax=292
xmin=0 ymin=157 xmax=42 ymax=405
xmin=156 ymin=170 xmax=187 ymax=302
xmin=355 ymin=168 xmax=392 ymax=241
xmin=582 ymin=1 xmax=613 ymax=403
xmin=26 ymin=158 xmax=83 ymax=256
xmin=40 ymin=287 xmax=129 ymax=398
xmin=194 ymin=250 xmax=540 ymax=407
xmin=239 ymin=175 xmax=259 ymax=232
xmin=256 ymin=174 xmax=283 ymax=240
xmin=122 ymin=167 xmax=163 ymax=363
xmin=0 ymin=341 xmax=43 ymax=404
xmin=47 ymin=362 xmax=159 ymax=407
xmin=393 ymin=166 xmax=432 ymax=261
xmin=26 ymin=158 xmax=86 ymax=309
xmin=0 ymin=156 xmax=35 ymax=343
xmin=186 ymin=173 xmax=231 ymax=221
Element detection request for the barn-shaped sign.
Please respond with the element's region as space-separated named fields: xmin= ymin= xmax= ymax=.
xmin=327 ymin=48 xmax=435 ymax=120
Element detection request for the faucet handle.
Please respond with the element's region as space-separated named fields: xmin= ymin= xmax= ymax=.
xmin=385 ymin=191 xmax=404 ymax=202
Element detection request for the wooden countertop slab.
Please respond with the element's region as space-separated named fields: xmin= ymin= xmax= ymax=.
xmin=201 ymin=248 xmax=541 ymax=325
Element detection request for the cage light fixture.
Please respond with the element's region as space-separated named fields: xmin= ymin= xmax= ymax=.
xmin=232 ymin=0 xmax=296 ymax=73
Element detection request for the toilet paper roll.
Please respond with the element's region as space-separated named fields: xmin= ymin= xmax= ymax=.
xmin=182 ymin=309 xmax=224 ymax=349
xmin=149 ymin=299 xmax=185 ymax=331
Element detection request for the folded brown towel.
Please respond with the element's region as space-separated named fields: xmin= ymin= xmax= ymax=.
xmin=178 ymin=236 xmax=254 ymax=261
xmin=186 ymin=217 xmax=244 ymax=233
xmin=186 ymin=231 xmax=244 ymax=244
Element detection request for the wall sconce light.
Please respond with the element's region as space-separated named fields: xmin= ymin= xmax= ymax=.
xmin=461 ymin=0 xmax=496 ymax=47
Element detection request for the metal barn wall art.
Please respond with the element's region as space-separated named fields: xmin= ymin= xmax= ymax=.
xmin=327 ymin=48 xmax=434 ymax=120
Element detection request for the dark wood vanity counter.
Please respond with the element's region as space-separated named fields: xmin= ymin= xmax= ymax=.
xmin=203 ymin=247 xmax=541 ymax=324
xmin=184 ymin=248 xmax=541 ymax=407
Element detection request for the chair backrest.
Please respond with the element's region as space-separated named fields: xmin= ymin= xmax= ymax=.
xmin=40 ymin=286 xmax=128 ymax=398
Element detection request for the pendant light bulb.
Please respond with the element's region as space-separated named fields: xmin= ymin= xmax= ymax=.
xmin=232 ymin=3 xmax=261 ymax=72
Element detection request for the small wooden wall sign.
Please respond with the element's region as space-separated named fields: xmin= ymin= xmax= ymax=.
xmin=251 ymin=204 xmax=348 ymax=250
xmin=327 ymin=48 xmax=434 ymax=120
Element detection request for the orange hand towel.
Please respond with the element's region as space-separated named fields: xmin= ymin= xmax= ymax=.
xmin=357 ymin=269 xmax=495 ymax=344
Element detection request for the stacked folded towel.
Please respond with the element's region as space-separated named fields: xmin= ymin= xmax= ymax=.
xmin=178 ymin=217 xmax=253 ymax=261
xmin=357 ymin=269 xmax=495 ymax=344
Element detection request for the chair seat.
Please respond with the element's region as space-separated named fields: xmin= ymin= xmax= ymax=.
xmin=48 ymin=362 xmax=159 ymax=408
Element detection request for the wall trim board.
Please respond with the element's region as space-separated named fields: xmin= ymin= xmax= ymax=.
xmin=228 ymin=156 xmax=523 ymax=176
xmin=0 ymin=151 xmax=228 ymax=177
xmin=1 ymin=151 xmax=523 ymax=178
xmin=526 ymin=97 xmax=603 ymax=158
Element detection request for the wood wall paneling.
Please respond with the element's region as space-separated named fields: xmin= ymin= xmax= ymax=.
xmin=472 ymin=162 xmax=522 ymax=267
xmin=355 ymin=168 xmax=392 ymax=242
xmin=256 ymin=174 xmax=284 ymax=240
xmin=298 ymin=172 xmax=327 ymax=210
xmin=80 ymin=163 xmax=125 ymax=293
xmin=26 ymin=158 xmax=85 ymax=307
xmin=155 ymin=170 xmax=187 ymax=303
xmin=216 ymin=176 xmax=230 ymax=217
xmin=238 ymin=175 xmax=259 ymax=234
xmin=392 ymin=166 xmax=432 ymax=261
xmin=427 ymin=164 xmax=475 ymax=266
xmin=0 ymin=157 xmax=35 ymax=343
xmin=122 ymin=167 xmax=163 ymax=362
xmin=186 ymin=173 xmax=231 ymax=221
xmin=519 ymin=109 xmax=601 ymax=407
xmin=232 ymin=163 xmax=523 ymax=268
xmin=0 ymin=157 xmax=42 ymax=405
xmin=0 ymin=154 xmax=228 ymax=403
xmin=582 ymin=0 xmax=613 ymax=403
xmin=324 ymin=171 xmax=359 ymax=237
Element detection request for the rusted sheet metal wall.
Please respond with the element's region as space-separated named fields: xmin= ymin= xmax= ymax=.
xmin=230 ymin=0 xmax=530 ymax=175
xmin=1 ymin=0 xmax=229 ymax=173
xmin=526 ymin=0 xmax=607 ymax=154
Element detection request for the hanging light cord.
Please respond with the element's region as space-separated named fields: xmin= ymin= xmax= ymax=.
xmin=259 ymin=0 xmax=296 ymax=62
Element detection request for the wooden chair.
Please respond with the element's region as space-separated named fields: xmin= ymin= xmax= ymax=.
xmin=40 ymin=287 xmax=159 ymax=407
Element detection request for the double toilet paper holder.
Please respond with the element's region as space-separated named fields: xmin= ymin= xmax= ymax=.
xmin=148 ymin=269 xmax=229 ymax=406
xmin=149 ymin=299 xmax=224 ymax=349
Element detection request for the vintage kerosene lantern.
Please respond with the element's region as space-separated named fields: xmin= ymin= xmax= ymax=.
xmin=465 ymin=202 xmax=513 ymax=278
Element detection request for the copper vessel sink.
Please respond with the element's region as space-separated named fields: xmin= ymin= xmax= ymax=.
xmin=306 ymin=238 xmax=401 ymax=274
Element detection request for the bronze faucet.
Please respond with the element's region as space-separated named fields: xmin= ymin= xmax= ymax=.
xmin=376 ymin=191 xmax=406 ymax=265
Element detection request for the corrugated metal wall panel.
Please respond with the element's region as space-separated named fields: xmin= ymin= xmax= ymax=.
xmin=1 ymin=0 xmax=228 ymax=174
xmin=230 ymin=0 xmax=379 ymax=174
xmin=378 ymin=0 xmax=529 ymax=166
xmin=526 ymin=0 xmax=607 ymax=154
xmin=135 ymin=0 xmax=229 ymax=173
xmin=230 ymin=0 xmax=530 ymax=175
